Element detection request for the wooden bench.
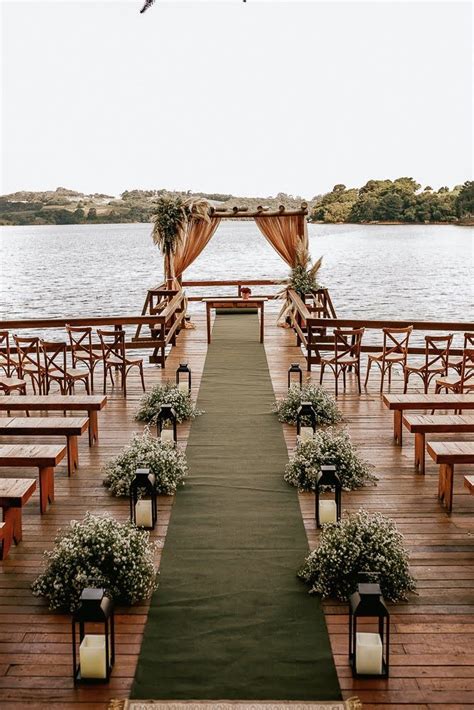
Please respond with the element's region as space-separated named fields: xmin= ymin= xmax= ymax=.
xmin=0 ymin=479 xmax=36 ymax=559
xmin=0 ymin=444 xmax=66 ymax=513
xmin=0 ymin=395 xmax=106 ymax=446
xmin=0 ymin=417 xmax=89 ymax=476
xmin=403 ymin=414 xmax=474 ymax=474
xmin=383 ymin=394 xmax=474 ymax=445
xmin=464 ymin=475 xmax=474 ymax=494
xmin=426 ymin=442 xmax=474 ymax=512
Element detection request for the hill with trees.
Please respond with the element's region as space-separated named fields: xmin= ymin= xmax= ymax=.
xmin=0 ymin=180 xmax=472 ymax=226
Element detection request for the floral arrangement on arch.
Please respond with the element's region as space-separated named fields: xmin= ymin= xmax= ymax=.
xmin=284 ymin=427 xmax=377 ymax=492
xmin=136 ymin=381 xmax=202 ymax=425
xmin=103 ymin=427 xmax=188 ymax=497
xmin=277 ymin=247 xmax=323 ymax=325
xmin=299 ymin=509 xmax=416 ymax=602
xmin=31 ymin=513 xmax=158 ymax=611
xmin=273 ymin=382 xmax=341 ymax=427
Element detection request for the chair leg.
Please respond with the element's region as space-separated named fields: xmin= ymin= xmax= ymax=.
xmin=319 ymin=364 xmax=324 ymax=385
xmin=103 ymin=367 xmax=107 ymax=395
xmin=342 ymin=367 xmax=346 ymax=391
xmin=356 ymin=364 xmax=362 ymax=395
xmin=379 ymin=364 xmax=386 ymax=393
xmin=140 ymin=364 xmax=146 ymax=392
xmin=334 ymin=368 xmax=338 ymax=398
xmin=403 ymin=371 xmax=409 ymax=393
xmin=364 ymin=359 xmax=372 ymax=388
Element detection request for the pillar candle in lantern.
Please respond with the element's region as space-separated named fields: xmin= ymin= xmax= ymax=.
xmin=355 ymin=632 xmax=383 ymax=675
xmin=79 ymin=635 xmax=107 ymax=679
xmin=299 ymin=426 xmax=314 ymax=442
xmin=161 ymin=429 xmax=174 ymax=443
xmin=178 ymin=382 xmax=188 ymax=393
xmin=135 ymin=499 xmax=153 ymax=528
xmin=318 ymin=499 xmax=337 ymax=524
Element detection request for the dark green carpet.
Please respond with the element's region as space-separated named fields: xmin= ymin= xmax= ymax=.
xmin=131 ymin=314 xmax=341 ymax=701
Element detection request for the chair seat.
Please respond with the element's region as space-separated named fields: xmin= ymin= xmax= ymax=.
xmin=75 ymin=352 xmax=102 ymax=363
xmin=0 ymin=377 xmax=26 ymax=390
xmin=106 ymin=357 xmax=143 ymax=367
xmin=368 ymin=352 xmax=405 ymax=363
xmin=66 ymin=368 xmax=89 ymax=379
xmin=405 ymin=363 xmax=445 ymax=374
xmin=320 ymin=356 xmax=357 ymax=366
xmin=437 ymin=375 xmax=462 ymax=388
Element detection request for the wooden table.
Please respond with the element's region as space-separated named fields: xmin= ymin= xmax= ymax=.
xmin=403 ymin=414 xmax=474 ymax=474
xmin=202 ymin=298 xmax=267 ymax=344
xmin=383 ymin=394 xmax=474 ymax=445
xmin=0 ymin=417 xmax=89 ymax=476
xmin=0 ymin=395 xmax=107 ymax=446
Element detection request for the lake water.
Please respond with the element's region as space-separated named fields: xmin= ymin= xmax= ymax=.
xmin=1 ymin=222 xmax=472 ymax=347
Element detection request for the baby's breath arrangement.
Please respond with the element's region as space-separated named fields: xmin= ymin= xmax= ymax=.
xmin=136 ymin=381 xmax=202 ymax=425
xmin=103 ymin=427 xmax=188 ymax=497
xmin=285 ymin=428 xmax=377 ymax=491
xmin=299 ymin=510 xmax=416 ymax=602
xmin=273 ymin=383 xmax=341 ymax=426
xmin=31 ymin=513 xmax=157 ymax=611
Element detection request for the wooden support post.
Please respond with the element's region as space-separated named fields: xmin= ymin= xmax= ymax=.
xmin=414 ymin=432 xmax=425 ymax=473
xmin=89 ymin=411 xmax=98 ymax=446
xmin=39 ymin=466 xmax=54 ymax=514
xmin=66 ymin=435 xmax=79 ymax=476
xmin=394 ymin=410 xmax=403 ymax=445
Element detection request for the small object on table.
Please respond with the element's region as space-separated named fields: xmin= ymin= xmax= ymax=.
xmin=202 ymin=297 xmax=267 ymax=345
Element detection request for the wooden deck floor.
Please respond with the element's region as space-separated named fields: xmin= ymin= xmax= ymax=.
xmin=1 ymin=311 xmax=473 ymax=709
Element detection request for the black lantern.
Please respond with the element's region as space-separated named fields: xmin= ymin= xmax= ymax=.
xmin=72 ymin=588 xmax=115 ymax=683
xmin=296 ymin=401 xmax=317 ymax=441
xmin=288 ymin=363 xmax=303 ymax=389
xmin=130 ymin=467 xmax=157 ymax=530
xmin=315 ymin=463 xmax=342 ymax=527
xmin=157 ymin=404 xmax=177 ymax=444
xmin=176 ymin=363 xmax=191 ymax=393
xmin=349 ymin=582 xmax=390 ymax=678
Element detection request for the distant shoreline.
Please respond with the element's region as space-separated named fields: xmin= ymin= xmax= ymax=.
xmin=2 ymin=219 xmax=472 ymax=228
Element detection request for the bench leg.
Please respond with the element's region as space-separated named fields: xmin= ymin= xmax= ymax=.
xmin=66 ymin=435 xmax=79 ymax=476
xmin=89 ymin=411 xmax=98 ymax=446
xmin=39 ymin=466 xmax=54 ymax=514
xmin=1 ymin=507 xmax=22 ymax=559
xmin=414 ymin=433 xmax=426 ymax=474
xmin=394 ymin=411 xmax=403 ymax=445
xmin=438 ymin=463 xmax=454 ymax=512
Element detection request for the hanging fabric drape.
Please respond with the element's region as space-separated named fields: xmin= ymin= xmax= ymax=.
xmin=174 ymin=216 xmax=222 ymax=278
xmin=254 ymin=213 xmax=308 ymax=267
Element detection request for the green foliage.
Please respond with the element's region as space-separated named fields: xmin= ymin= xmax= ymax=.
xmin=456 ymin=181 xmax=474 ymax=219
xmin=284 ymin=428 xmax=377 ymax=492
xmin=151 ymin=196 xmax=187 ymax=255
xmin=136 ymin=381 xmax=202 ymax=425
xmin=299 ymin=510 xmax=416 ymax=602
xmin=31 ymin=512 xmax=157 ymax=611
xmin=273 ymin=383 xmax=341 ymax=427
xmin=289 ymin=264 xmax=320 ymax=295
xmin=103 ymin=427 xmax=188 ymax=497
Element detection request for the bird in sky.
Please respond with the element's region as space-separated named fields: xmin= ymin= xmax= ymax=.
xmin=140 ymin=0 xmax=155 ymax=13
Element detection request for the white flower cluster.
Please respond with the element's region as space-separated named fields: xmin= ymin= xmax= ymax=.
xmin=273 ymin=383 xmax=341 ymax=427
xmin=103 ymin=427 xmax=188 ymax=497
xmin=31 ymin=512 xmax=158 ymax=611
xmin=299 ymin=509 xmax=416 ymax=602
xmin=136 ymin=381 xmax=202 ymax=425
xmin=284 ymin=427 xmax=377 ymax=492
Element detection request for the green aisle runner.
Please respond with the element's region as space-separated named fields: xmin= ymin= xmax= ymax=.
xmin=131 ymin=314 xmax=341 ymax=701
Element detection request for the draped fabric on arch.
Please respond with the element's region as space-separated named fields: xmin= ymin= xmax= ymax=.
xmin=174 ymin=216 xmax=222 ymax=278
xmin=254 ymin=213 xmax=309 ymax=268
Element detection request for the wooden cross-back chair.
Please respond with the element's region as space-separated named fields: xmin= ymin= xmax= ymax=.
xmin=449 ymin=332 xmax=474 ymax=375
xmin=97 ymin=328 xmax=145 ymax=398
xmin=40 ymin=340 xmax=90 ymax=395
xmin=320 ymin=327 xmax=365 ymax=396
xmin=13 ymin=336 xmax=45 ymax=394
xmin=403 ymin=334 xmax=453 ymax=393
xmin=435 ymin=348 xmax=474 ymax=395
xmin=365 ymin=326 xmax=413 ymax=392
xmin=66 ymin=324 xmax=101 ymax=391
xmin=0 ymin=331 xmax=27 ymax=398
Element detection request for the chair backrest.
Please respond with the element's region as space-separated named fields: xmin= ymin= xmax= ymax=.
xmin=97 ymin=329 xmax=126 ymax=363
xmin=40 ymin=340 xmax=68 ymax=381
xmin=382 ymin=326 xmax=413 ymax=359
xmin=66 ymin=325 xmax=94 ymax=365
xmin=333 ymin=328 xmax=365 ymax=362
xmin=423 ymin=334 xmax=453 ymax=371
xmin=463 ymin=332 xmax=474 ymax=348
xmin=13 ymin=336 xmax=42 ymax=376
xmin=460 ymin=348 xmax=474 ymax=390
xmin=0 ymin=331 xmax=12 ymax=375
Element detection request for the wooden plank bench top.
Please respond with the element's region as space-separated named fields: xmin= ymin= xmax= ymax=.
xmin=426 ymin=442 xmax=474 ymax=513
xmin=383 ymin=394 xmax=474 ymax=445
xmin=0 ymin=395 xmax=107 ymax=445
xmin=464 ymin=475 xmax=474 ymax=493
xmin=0 ymin=444 xmax=67 ymax=468
xmin=0 ymin=445 xmax=66 ymax=514
xmin=0 ymin=417 xmax=89 ymax=476
xmin=403 ymin=415 xmax=474 ymax=475
xmin=0 ymin=479 xmax=36 ymax=559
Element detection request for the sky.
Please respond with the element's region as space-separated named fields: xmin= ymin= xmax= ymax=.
xmin=1 ymin=0 xmax=472 ymax=197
